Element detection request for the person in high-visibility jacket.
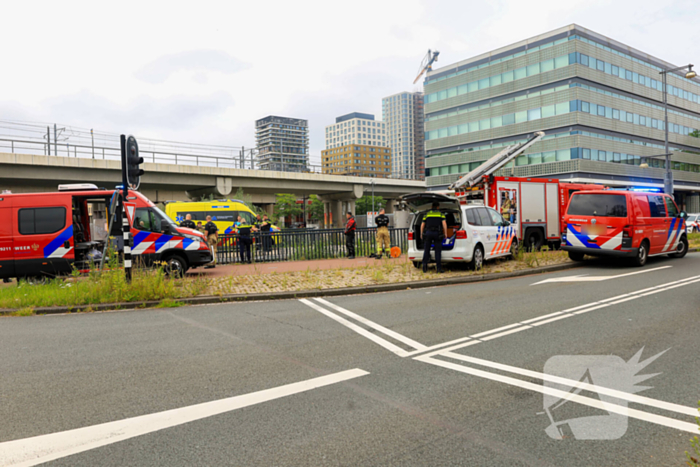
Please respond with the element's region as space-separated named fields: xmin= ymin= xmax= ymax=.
xmin=236 ymin=221 xmax=258 ymax=264
xmin=420 ymin=202 xmax=447 ymax=273
xmin=374 ymin=208 xmax=391 ymax=259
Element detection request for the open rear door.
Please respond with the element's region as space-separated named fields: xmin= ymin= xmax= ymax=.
xmin=0 ymin=199 xmax=14 ymax=279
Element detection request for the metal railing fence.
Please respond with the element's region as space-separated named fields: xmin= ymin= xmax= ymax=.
xmin=216 ymin=228 xmax=408 ymax=264
xmin=0 ymin=120 xmax=324 ymax=173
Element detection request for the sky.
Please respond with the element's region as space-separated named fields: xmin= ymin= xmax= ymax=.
xmin=1 ymin=0 xmax=699 ymax=166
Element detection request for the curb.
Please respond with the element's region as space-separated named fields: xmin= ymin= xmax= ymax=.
xmin=2 ymin=262 xmax=580 ymax=316
xmin=5 ymin=247 xmax=698 ymax=316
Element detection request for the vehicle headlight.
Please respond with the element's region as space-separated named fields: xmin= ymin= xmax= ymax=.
xmin=182 ymin=233 xmax=204 ymax=242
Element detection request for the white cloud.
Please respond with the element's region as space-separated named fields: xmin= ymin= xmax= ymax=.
xmin=134 ymin=49 xmax=250 ymax=84
xmin=0 ymin=0 xmax=698 ymax=167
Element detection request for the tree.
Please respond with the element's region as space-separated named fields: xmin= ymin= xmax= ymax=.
xmin=690 ymin=129 xmax=700 ymax=138
xmin=309 ymin=195 xmax=325 ymax=222
xmin=232 ymin=187 xmax=263 ymax=215
xmin=355 ymin=195 xmax=386 ymax=215
xmin=273 ymin=193 xmax=303 ymax=222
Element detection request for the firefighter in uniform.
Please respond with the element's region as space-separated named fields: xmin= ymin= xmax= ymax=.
xmin=420 ymin=202 xmax=448 ymax=273
xmin=204 ymin=216 xmax=218 ymax=269
xmin=237 ymin=220 xmax=257 ymax=264
xmin=179 ymin=213 xmax=196 ymax=229
xmin=374 ymin=208 xmax=391 ymax=259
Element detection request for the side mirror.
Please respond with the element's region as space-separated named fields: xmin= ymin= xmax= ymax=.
xmin=679 ymin=211 xmax=687 ymax=219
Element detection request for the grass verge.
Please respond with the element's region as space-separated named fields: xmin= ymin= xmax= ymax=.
xmin=1 ymin=250 xmax=569 ymax=313
xmin=689 ymin=232 xmax=700 ymax=249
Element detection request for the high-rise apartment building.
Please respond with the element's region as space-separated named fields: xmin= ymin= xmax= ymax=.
xmin=321 ymin=145 xmax=392 ymax=178
xmin=255 ymin=116 xmax=308 ymax=172
xmin=423 ymin=24 xmax=700 ymax=211
xmin=324 ymin=112 xmax=386 ymax=149
xmin=382 ymin=92 xmax=425 ymax=180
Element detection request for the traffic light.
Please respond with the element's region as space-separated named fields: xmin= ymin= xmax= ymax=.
xmin=125 ymin=135 xmax=143 ymax=190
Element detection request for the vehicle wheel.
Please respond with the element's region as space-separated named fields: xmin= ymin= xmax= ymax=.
xmin=470 ymin=245 xmax=484 ymax=271
xmin=164 ymin=255 xmax=188 ymax=278
xmin=524 ymin=229 xmax=544 ymax=251
xmin=412 ymin=261 xmax=421 ymax=269
xmin=669 ymin=235 xmax=688 ymax=258
xmin=632 ymin=241 xmax=648 ymax=267
xmin=509 ymin=239 xmax=519 ymax=257
xmin=568 ymin=251 xmax=585 ymax=262
xmin=25 ymin=275 xmax=48 ymax=285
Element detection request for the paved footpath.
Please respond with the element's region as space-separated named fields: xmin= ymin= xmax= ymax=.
xmin=1 ymin=253 xmax=698 ymax=466
xmin=188 ymin=256 xmax=383 ymax=278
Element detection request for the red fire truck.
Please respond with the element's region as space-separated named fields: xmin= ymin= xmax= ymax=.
xmin=448 ymin=132 xmax=605 ymax=249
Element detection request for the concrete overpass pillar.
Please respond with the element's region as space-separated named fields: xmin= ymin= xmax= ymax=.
xmin=384 ymin=199 xmax=395 ymax=214
xmin=323 ymin=201 xmax=330 ymax=228
xmin=335 ymin=200 xmax=343 ymax=228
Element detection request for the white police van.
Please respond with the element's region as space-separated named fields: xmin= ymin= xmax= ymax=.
xmin=402 ymin=193 xmax=518 ymax=270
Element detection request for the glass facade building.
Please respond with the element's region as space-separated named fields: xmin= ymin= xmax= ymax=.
xmin=382 ymin=92 xmax=425 ymax=180
xmin=423 ymin=24 xmax=700 ymax=211
xmin=255 ymin=116 xmax=309 ymax=172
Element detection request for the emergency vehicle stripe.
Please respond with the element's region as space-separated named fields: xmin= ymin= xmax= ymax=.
xmin=599 ymin=231 xmax=623 ymax=250
xmin=132 ymin=242 xmax=153 ymax=255
xmin=667 ymin=218 xmax=677 ymax=241
xmin=154 ymin=235 xmax=173 ymax=253
xmin=662 ymin=219 xmax=682 ymax=252
xmin=566 ymin=225 xmax=601 ymax=249
xmin=182 ymin=238 xmax=193 ymax=250
xmin=43 ymin=226 xmax=74 ymax=258
xmin=132 ymin=231 xmax=151 ymax=248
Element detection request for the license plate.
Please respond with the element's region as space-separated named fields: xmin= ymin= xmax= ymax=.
xmin=583 ymin=224 xmax=607 ymax=236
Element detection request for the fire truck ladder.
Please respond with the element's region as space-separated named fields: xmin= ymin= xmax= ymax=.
xmin=448 ymin=131 xmax=545 ymax=191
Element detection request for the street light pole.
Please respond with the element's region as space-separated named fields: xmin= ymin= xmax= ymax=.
xmin=659 ymin=64 xmax=696 ymax=196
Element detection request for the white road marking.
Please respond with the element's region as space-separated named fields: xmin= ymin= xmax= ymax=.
xmin=313 ymin=298 xmax=427 ymax=350
xmin=439 ymin=352 xmax=698 ymax=417
xmin=0 ymin=369 xmax=369 ymax=467
xmin=299 ymin=299 xmax=411 ymax=356
xmin=416 ymin=274 xmax=700 ymax=357
xmin=531 ymin=266 xmax=671 ymax=285
xmin=415 ymin=355 xmax=698 ymax=434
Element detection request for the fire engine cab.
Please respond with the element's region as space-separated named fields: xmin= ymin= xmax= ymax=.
xmin=0 ymin=185 xmax=212 ymax=281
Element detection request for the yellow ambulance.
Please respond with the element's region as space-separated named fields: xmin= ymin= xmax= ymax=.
xmin=164 ymin=200 xmax=279 ymax=234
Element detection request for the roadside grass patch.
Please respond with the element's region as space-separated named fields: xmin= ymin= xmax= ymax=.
xmin=689 ymin=232 xmax=700 ymax=249
xmin=10 ymin=307 xmax=34 ymax=317
xmin=0 ymin=268 xmax=210 ymax=312
xmin=2 ymin=249 xmax=570 ymax=314
xmin=155 ymin=299 xmax=186 ymax=308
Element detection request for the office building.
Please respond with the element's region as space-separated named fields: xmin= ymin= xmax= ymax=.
xmin=423 ymin=24 xmax=700 ymax=211
xmin=324 ymin=112 xmax=386 ymax=149
xmin=382 ymin=92 xmax=425 ymax=180
xmin=255 ymin=116 xmax=308 ymax=172
xmin=321 ymin=144 xmax=391 ymax=178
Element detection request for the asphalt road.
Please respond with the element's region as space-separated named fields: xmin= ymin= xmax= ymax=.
xmin=1 ymin=254 xmax=699 ymax=466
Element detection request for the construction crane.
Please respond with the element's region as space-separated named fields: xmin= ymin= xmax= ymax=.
xmin=413 ymin=49 xmax=440 ymax=84
xmin=448 ymin=131 xmax=545 ymax=190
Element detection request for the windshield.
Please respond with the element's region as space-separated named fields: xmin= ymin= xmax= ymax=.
xmin=567 ymin=194 xmax=628 ymax=217
xmin=152 ymin=205 xmax=179 ymax=227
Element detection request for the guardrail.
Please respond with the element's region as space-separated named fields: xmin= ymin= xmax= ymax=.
xmin=216 ymin=227 xmax=408 ymax=264
xmin=0 ymin=136 xmax=323 ymax=173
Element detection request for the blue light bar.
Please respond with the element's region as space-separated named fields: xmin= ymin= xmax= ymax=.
xmin=630 ymin=187 xmax=662 ymax=192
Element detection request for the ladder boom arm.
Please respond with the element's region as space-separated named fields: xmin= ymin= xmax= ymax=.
xmin=448 ymin=131 xmax=545 ymax=190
